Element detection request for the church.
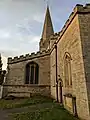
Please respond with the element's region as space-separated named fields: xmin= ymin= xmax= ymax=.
xmin=2 ymin=3 xmax=90 ymax=120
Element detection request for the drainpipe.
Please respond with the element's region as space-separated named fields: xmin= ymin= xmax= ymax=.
xmin=55 ymin=43 xmax=58 ymax=102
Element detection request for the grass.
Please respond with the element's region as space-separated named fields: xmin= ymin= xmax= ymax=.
xmin=0 ymin=96 xmax=53 ymax=109
xmin=12 ymin=104 xmax=79 ymax=120
xmin=0 ymin=96 xmax=79 ymax=120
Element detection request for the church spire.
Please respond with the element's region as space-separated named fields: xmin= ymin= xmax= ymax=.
xmin=41 ymin=6 xmax=54 ymax=41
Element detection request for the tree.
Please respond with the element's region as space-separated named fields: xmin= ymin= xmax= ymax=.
xmin=0 ymin=54 xmax=6 ymax=85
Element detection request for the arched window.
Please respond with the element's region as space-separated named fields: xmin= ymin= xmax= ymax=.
xmin=64 ymin=52 xmax=72 ymax=87
xmin=25 ymin=61 xmax=39 ymax=84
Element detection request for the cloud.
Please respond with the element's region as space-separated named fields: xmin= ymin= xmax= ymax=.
xmin=0 ymin=33 xmax=40 ymax=57
xmin=28 ymin=36 xmax=40 ymax=43
xmin=0 ymin=29 xmax=10 ymax=39
xmin=33 ymin=14 xmax=44 ymax=23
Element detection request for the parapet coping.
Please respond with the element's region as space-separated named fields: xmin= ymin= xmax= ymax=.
xmin=57 ymin=4 xmax=90 ymax=42
xmin=8 ymin=50 xmax=50 ymax=64
xmin=50 ymin=4 xmax=90 ymax=52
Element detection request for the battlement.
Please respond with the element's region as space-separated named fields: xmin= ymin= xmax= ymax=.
xmin=48 ymin=3 xmax=90 ymax=51
xmin=74 ymin=4 xmax=90 ymax=12
xmin=8 ymin=50 xmax=50 ymax=64
xmin=54 ymin=4 xmax=90 ymax=43
xmin=50 ymin=32 xmax=60 ymax=40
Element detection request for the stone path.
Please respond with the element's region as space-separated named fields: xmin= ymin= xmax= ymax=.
xmin=0 ymin=103 xmax=54 ymax=120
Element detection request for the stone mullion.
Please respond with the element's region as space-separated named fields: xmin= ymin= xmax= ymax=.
xmin=29 ymin=65 xmax=31 ymax=84
xmin=33 ymin=64 xmax=36 ymax=84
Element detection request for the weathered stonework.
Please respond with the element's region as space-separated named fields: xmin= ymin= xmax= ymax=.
xmin=5 ymin=52 xmax=50 ymax=97
xmin=3 ymin=85 xmax=51 ymax=97
xmin=50 ymin=4 xmax=90 ymax=120
xmin=4 ymin=3 xmax=90 ymax=120
xmin=78 ymin=12 xmax=90 ymax=107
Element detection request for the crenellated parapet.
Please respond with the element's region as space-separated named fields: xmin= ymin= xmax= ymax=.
xmin=49 ymin=3 xmax=90 ymax=51
xmin=50 ymin=32 xmax=60 ymax=40
xmin=52 ymin=4 xmax=90 ymax=43
xmin=74 ymin=4 xmax=90 ymax=12
xmin=8 ymin=50 xmax=50 ymax=64
xmin=49 ymin=32 xmax=60 ymax=48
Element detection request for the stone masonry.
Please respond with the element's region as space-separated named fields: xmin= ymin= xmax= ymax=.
xmin=4 ymin=3 xmax=90 ymax=120
xmin=5 ymin=51 xmax=51 ymax=97
xmin=50 ymin=4 xmax=90 ymax=120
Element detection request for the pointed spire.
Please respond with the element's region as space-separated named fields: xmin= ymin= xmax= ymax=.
xmin=41 ymin=6 xmax=54 ymax=41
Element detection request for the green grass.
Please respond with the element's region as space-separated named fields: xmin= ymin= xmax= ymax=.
xmin=12 ymin=104 xmax=79 ymax=120
xmin=0 ymin=96 xmax=79 ymax=120
xmin=0 ymin=96 xmax=53 ymax=109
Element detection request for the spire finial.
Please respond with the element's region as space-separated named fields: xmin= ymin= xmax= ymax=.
xmin=44 ymin=0 xmax=50 ymax=7
xmin=47 ymin=0 xmax=49 ymax=6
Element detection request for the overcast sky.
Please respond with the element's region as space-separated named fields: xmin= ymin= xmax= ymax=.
xmin=0 ymin=0 xmax=89 ymax=69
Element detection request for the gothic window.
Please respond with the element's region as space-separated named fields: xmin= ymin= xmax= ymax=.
xmin=25 ymin=61 xmax=39 ymax=84
xmin=64 ymin=52 xmax=72 ymax=87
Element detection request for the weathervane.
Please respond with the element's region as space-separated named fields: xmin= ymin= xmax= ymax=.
xmin=44 ymin=0 xmax=50 ymax=6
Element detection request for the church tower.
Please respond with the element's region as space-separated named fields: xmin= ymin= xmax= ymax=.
xmin=39 ymin=6 xmax=54 ymax=51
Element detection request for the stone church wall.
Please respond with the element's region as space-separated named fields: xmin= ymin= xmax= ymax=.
xmin=50 ymin=4 xmax=90 ymax=120
xmin=3 ymin=85 xmax=50 ymax=97
xmin=78 ymin=8 xmax=90 ymax=112
xmin=50 ymin=48 xmax=56 ymax=99
xmin=5 ymin=52 xmax=51 ymax=97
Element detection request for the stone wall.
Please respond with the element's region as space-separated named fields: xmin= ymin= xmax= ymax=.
xmin=50 ymin=48 xmax=56 ymax=99
xmin=5 ymin=53 xmax=50 ymax=97
xmin=57 ymin=14 xmax=89 ymax=120
xmin=3 ymin=85 xmax=51 ymax=97
xmin=78 ymin=8 xmax=90 ymax=112
xmin=50 ymin=4 xmax=90 ymax=120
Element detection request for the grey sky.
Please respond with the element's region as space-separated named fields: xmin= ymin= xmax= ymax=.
xmin=0 ymin=0 xmax=89 ymax=69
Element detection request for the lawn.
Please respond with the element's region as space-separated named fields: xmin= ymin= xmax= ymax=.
xmin=0 ymin=96 xmax=79 ymax=120
xmin=0 ymin=95 xmax=53 ymax=109
xmin=12 ymin=104 xmax=79 ymax=120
